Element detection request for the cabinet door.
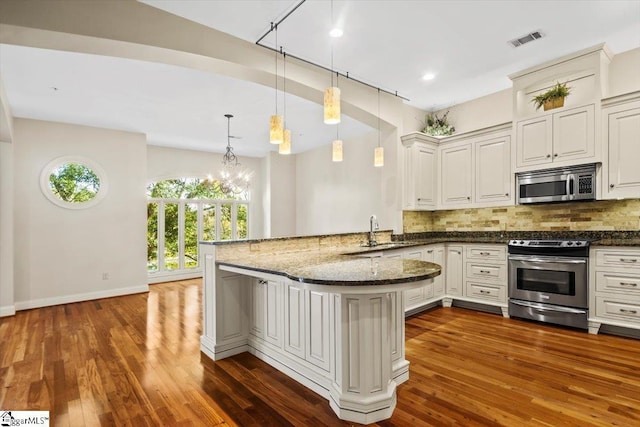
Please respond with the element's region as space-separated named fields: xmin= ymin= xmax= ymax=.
xmin=265 ymin=280 xmax=282 ymax=348
xmin=553 ymin=105 xmax=595 ymax=162
xmin=427 ymin=246 xmax=446 ymax=296
xmin=284 ymin=285 xmax=305 ymax=359
xmin=516 ymin=115 xmax=553 ymax=168
xmin=475 ymin=136 xmax=512 ymax=204
xmin=440 ymin=143 xmax=473 ymax=207
xmin=605 ymin=105 xmax=640 ymax=199
xmin=445 ymin=246 xmax=463 ymax=296
xmin=415 ymin=145 xmax=438 ymax=209
xmin=249 ymin=279 xmax=266 ymax=339
xmin=306 ymin=290 xmax=330 ymax=371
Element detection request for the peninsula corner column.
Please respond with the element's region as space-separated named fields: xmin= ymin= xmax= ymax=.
xmin=329 ymin=290 xmax=405 ymax=424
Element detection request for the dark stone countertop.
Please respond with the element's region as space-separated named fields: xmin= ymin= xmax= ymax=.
xmin=210 ymin=230 xmax=640 ymax=286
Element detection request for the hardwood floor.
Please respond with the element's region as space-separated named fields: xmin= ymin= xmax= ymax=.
xmin=1 ymin=278 xmax=639 ymax=426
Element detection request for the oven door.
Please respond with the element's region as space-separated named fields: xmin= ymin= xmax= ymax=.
xmin=508 ymin=255 xmax=588 ymax=308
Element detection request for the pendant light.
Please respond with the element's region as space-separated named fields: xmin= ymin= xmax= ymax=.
xmin=332 ymin=72 xmax=343 ymax=161
xmin=269 ymin=24 xmax=283 ymax=144
xmin=374 ymin=89 xmax=384 ymax=167
xmin=279 ymin=51 xmax=292 ymax=155
xmin=324 ymin=0 xmax=340 ymax=125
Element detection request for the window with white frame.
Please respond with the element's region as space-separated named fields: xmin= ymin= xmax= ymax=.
xmin=147 ymin=178 xmax=249 ymax=276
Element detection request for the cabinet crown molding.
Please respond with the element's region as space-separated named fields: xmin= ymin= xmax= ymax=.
xmin=401 ymin=122 xmax=512 ymax=147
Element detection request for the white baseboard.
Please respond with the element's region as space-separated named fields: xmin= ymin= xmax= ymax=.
xmin=0 ymin=305 xmax=16 ymax=317
xmin=14 ymin=284 xmax=149 ymax=311
xmin=148 ymin=271 xmax=202 ymax=284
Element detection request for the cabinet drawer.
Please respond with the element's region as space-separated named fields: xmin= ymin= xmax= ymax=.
xmin=465 ymin=246 xmax=506 ymax=261
xmin=595 ymin=271 xmax=640 ymax=295
xmin=595 ymin=297 xmax=640 ymax=324
xmin=595 ymin=250 xmax=640 ymax=269
xmin=465 ymin=262 xmax=506 ymax=282
xmin=465 ymin=282 xmax=506 ymax=303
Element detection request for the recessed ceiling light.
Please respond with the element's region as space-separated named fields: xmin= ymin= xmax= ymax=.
xmin=329 ymin=28 xmax=343 ymax=38
xmin=422 ymin=73 xmax=435 ymax=81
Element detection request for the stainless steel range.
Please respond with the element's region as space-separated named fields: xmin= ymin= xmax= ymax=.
xmin=508 ymin=239 xmax=590 ymax=329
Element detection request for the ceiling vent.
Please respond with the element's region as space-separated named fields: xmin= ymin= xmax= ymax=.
xmin=509 ymin=31 xmax=544 ymax=48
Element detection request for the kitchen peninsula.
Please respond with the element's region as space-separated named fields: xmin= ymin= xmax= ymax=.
xmin=199 ymin=232 xmax=441 ymax=424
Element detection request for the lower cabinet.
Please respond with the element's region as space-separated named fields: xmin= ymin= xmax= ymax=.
xmin=589 ymin=247 xmax=640 ymax=334
xmin=445 ymin=246 xmax=463 ymax=297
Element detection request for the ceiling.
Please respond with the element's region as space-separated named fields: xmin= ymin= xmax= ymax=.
xmin=1 ymin=0 xmax=639 ymax=158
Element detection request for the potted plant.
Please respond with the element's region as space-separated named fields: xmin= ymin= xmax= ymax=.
xmin=422 ymin=110 xmax=455 ymax=136
xmin=532 ymin=81 xmax=571 ymax=111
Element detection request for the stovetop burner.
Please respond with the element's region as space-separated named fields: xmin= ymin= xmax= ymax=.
xmin=508 ymin=239 xmax=590 ymax=257
xmin=508 ymin=239 xmax=590 ymax=248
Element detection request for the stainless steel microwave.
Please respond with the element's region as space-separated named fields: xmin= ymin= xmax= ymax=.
xmin=516 ymin=164 xmax=596 ymax=204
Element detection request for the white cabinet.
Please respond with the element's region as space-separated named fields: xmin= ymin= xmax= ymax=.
xmin=445 ymin=246 xmax=463 ymax=297
xmin=284 ymin=284 xmax=305 ymax=359
xmin=589 ymin=247 xmax=640 ymax=334
xmin=306 ymin=290 xmax=331 ymax=371
xmin=402 ymin=134 xmax=438 ymax=210
xmin=475 ymin=136 xmax=512 ymax=204
xmin=601 ymin=95 xmax=640 ymax=200
xmin=440 ymin=143 xmax=473 ymax=207
xmin=515 ymin=105 xmax=596 ymax=170
xmin=426 ymin=246 xmax=445 ymax=297
xmin=463 ymin=244 xmax=508 ymax=315
xmin=250 ymin=279 xmax=283 ymax=348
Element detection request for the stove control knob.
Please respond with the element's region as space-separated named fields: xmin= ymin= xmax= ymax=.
xmin=567 ymin=242 xmax=574 ymax=246
xmin=519 ymin=241 xmax=525 ymax=245
xmin=576 ymin=241 xmax=583 ymax=246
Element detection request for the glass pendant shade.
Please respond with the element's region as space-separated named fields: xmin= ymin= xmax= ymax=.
xmin=332 ymin=139 xmax=343 ymax=162
xmin=279 ymin=129 xmax=292 ymax=155
xmin=324 ymin=87 xmax=341 ymax=124
xmin=374 ymin=146 xmax=384 ymax=167
xmin=270 ymin=115 xmax=284 ymax=144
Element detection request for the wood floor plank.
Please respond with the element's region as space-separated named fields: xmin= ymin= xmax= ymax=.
xmin=1 ymin=278 xmax=640 ymax=426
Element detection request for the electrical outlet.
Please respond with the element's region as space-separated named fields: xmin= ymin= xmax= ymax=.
xmin=102 ymin=272 xmax=109 ymax=280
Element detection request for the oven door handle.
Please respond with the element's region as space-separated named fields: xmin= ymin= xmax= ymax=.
xmin=510 ymin=300 xmax=587 ymax=314
xmin=508 ymin=255 xmax=587 ymax=264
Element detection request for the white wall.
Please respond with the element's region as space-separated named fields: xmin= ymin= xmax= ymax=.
xmin=296 ymin=130 xmax=385 ymax=235
xmin=13 ymin=119 xmax=148 ymax=309
xmin=0 ymin=141 xmax=15 ymax=316
xmin=264 ymin=151 xmax=296 ymax=238
xmin=609 ymin=47 xmax=640 ymax=97
xmin=146 ymin=145 xmax=264 ymax=239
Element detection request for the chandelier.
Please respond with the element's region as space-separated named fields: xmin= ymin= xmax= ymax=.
xmin=220 ymin=114 xmax=251 ymax=195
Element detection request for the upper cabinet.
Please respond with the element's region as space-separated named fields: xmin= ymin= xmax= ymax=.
xmin=510 ymin=44 xmax=612 ymax=173
xmin=402 ymin=134 xmax=438 ymax=210
xmin=403 ymin=124 xmax=513 ymax=211
xmin=601 ymin=92 xmax=640 ymax=199
xmin=440 ymin=142 xmax=473 ymax=207
xmin=516 ymin=105 xmax=595 ymax=169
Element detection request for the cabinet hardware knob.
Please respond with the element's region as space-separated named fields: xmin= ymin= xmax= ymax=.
xmin=620 ymin=258 xmax=638 ymax=263
xmin=554 ymin=153 xmax=558 ymax=157
xmin=427 ymin=250 xmax=433 ymax=253
xmin=546 ymin=154 xmax=551 ymax=158
xmin=480 ymin=290 xmax=490 ymax=294
xmin=467 ymin=196 xmax=471 ymax=200
xmin=610 ymin=184 xmax=615 ymax=188
xmin=620 ymin=282 xmax=638 ymax=287
xmin=480 ymin=270 xmax=491 ymax=274
xmin=480 ymin=252 xmax=490 ymax=256
xmin=505 ymin=193 xmax=509 ymax=197
xmin=620 ymin=309 xmax=638 ymax=314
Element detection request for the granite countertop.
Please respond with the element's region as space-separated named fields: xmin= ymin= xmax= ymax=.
xmin=211 ymin=230 xmax=640 ymax=286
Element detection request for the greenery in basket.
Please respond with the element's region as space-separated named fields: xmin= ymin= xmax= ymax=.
xmin=422 ymin=110 xmax=455 ymax=136
xmin=532 ymin=81 xmax=571 ymax=110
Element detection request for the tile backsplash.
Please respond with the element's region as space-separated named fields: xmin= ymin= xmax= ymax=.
xmin=403 ymin=199 xmax=640 ymax=233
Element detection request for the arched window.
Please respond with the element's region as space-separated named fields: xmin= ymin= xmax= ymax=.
xmin=146 ymin=178 xmax=249 ymax=281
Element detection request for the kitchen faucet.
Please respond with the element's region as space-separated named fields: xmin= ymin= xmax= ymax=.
xmin=369 ymin=214 xmax=379 ymax=247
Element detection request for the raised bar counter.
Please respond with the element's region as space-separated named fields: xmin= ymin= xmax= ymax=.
xmin=199 ymin=233 xmax=441 ymax=424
